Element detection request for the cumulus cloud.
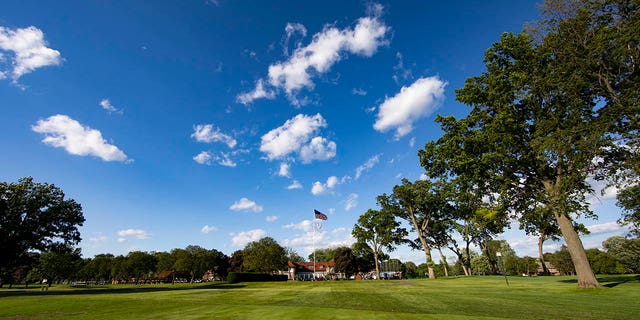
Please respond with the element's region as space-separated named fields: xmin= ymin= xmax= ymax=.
xmin=266 ymin=215 xmax=279 ymax=222
xmin=193 ymin=151 xmax=237 ymax=167
xmin=230 ymin=197 xmax=263 ymax=213
xmin=201 ymin=225 xmax=218 ymax=234
xmin=0 ymin=26 xmax=62 ymax=81
xmin=299 ymin=136 xmax=337 ymax=163
xmin=193 ymin=151 xmax=213 ymax=165
xmin=231 ymin=229 xmax=266 ymax=247
xmin=278 ymin=162 xmax=291 ymax=177
xmin=586 ymin=221 xmax=626 ymax=235
xmin=117 ymin=229 xmax=151 ymax=240
xmin=311 ymin=176 xmax=339 ymax=195
xmin=99 ymin=99 xmax=122 ymax=114
xmin=236 ymin=79 xmax=276 ymax=105
xmin=260 ymin=113 xmax=336 ymax=162
xmin=191 ymin=124 xmax=237 ymax=148
xmin=373 ymin=76 xmax=447 ymax=139
xmin=355 ymin=154 xmax=380 ymax=180
xmin=32 ymin=114 xmax=129 ymax=162
xmin=238 ymin=4 xmax=388 ymax=106
xmin=345 ymin=193 xmax=359 ymax=211
xmin=287 ymin=180 xmax=303 ymax=190
xmin=282 ymin=220 xmax=327 ymax=247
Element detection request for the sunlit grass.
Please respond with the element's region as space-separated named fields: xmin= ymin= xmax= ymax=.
xmin=0 ymin=275 xmax=638 ymax=319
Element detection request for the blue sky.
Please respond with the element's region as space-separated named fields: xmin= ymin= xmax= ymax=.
xmin=0 ymin=0 xmax=630 ymax=263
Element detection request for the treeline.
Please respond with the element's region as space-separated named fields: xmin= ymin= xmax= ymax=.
xmin=351 ymin=0 xmax=639 ymax=288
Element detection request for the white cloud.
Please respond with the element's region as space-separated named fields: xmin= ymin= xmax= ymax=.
xmin=299 ymin=136 xmax=336 ymax=163
xmin=352 ymin=88 xmax=367 ymax=96
xmin=278 ymin=162 xmax=291 ymax=177
xmin=586 ymin=221 xmax=626 ymax=235
xmin=191 ymin=124 xmax=237 ymax=148
xmin=409 ymin=137 xmax=416 ymax=148
xmin=236 ymin=79 xmax=276 ymax=105
xmin=193 ymin=151 xmax=212 ymax=165
xmin=374 ymin=76 xmax=447 ymax=139
xmin=215 ymin=152 xmax=237 ymax=167
xmin=231 ymin=229 xmax=266 ymax=247
xmin=99 ymin=99 xmax=122 ymax=114
xmin=88 ymin=235 xmax=109 ymax=243
xmin=239 ymin=5 xmax=388 ymax=106
xmin=355 ymin=154 xmax=380 ymax=180
xmin=282 ymin=22 xmax=307 ymax=56
xmin=32 ymin=114 xmax=129 ymax=162
xmin=230 ymin=197 xmax=263 ymax=213
xmin=260 ymin=113 xmax=336 ymax=163
xmin=282 ymin=220 xmax=327 ymax=248
xmin=117 ymin=238 xmax=127 ymax=243
xmin=345 ymin=193 xmax=359 ymax=211
xmin=266 ymin=215 xmax=279 ymax=222
xmin=287 ymin=180 xmax=303 ymax=190
xmin=193 ymin=151 xmax=237 ymax=167
xmin=0 ymin=26 xmax=62 ymax=81
xmin=201 ymin=225 xmax=218 ymax=234
xmin=117 ymin=229 xmax=151 ymax=240
xmin=311 ymin=176 xmax=340 ymax=195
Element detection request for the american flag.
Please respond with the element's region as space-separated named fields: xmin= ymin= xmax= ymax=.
xmin=314 ymin=209 xmax=328 ymax=220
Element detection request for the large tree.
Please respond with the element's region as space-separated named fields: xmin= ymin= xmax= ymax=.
xmin=352 ymin=209 xmax=407 ymax=279
xmin=242 ymin=237 xmax=287 ymax=273
xmin=378 ymin=179 xmax=451 ymax=279
xmin=0 ymin=177 xmax=85 ymax=274
xmin=420 ymin=0 xmax=638 ymax=288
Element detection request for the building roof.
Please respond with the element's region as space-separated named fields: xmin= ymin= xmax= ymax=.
xmin=288 ymin=260 xmax=335 ymax=273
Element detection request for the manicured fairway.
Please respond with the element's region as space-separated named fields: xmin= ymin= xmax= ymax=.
xmin=1 ymin=275 xmax=638 ymax=319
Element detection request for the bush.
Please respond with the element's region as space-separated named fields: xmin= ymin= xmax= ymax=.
xmin=227 ymin=272 xmax=288 ymax=284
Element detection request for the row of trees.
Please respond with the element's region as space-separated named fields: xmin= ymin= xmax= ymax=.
xmin=353 ymin=0 xmax=639 ymax=288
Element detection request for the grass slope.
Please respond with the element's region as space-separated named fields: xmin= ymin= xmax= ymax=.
xmin=0 ymin=275 xmax=638 ymax=319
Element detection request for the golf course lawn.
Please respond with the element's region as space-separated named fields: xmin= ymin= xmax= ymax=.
xmin=0 ymin=275 xmax=638 ymax=319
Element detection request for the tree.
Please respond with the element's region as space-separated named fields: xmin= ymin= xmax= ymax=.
xmin=286 ymin=247 xmax=305 ymax=262
xmin=378 ymin=179 xmax=451 ymax=279
xmin=242 ymin=237 xmax=287 ymax=273
xmin=333 ymin=247 xmax=356 ymax=278
xmin=420 ymin=0 xmax=639 ymax=287
xmin=546 ymin=246 xmax=575 ymax=275
xmin=602 ymin=236 xmax=640 ymax=273
xmin=403 ymin=261 xmax=419 ymax=278
xmin=0 ymin=177 xmax=85 ymax=274
xmin=39 ymin=244 xmax=83 ymax=285
xmin=352 ymin=209 xmax=407 ymax=279
xmin=228 ymin=250 xmax=244 ymax=272
xmin=307 ymin=248 xmax=336 ymax=262
xmin=126 ymin=251 xmax=157 ymax=283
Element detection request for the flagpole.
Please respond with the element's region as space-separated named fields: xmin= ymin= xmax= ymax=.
xmin=313 ymin=211 xmax=316 ymax=281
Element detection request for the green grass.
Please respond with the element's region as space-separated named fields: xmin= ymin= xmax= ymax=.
xmin=1 ymin=275 xmax=639 ymax=319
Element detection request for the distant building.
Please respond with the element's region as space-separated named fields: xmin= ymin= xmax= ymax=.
xmin=287 ymin=260 xmax=339 ymax=280
xmin=536 ymin=260 xmax=561 ymax=276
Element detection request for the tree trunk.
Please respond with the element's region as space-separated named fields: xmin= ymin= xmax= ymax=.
xmin=554 ymin=212 xmax=601 ymax=288
xmin=538 ymin=235 xmax=550 ymax=275
xmin=373 ymin=252 xmax=380 ymax=280
xmin=437 ymin=246 xmax=449 ymax=277
xmin=408 ymin=209 xmax=436 ymax=279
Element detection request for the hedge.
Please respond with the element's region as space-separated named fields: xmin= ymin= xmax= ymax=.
xmin=227 ymin=272 xmax=288 ymax=284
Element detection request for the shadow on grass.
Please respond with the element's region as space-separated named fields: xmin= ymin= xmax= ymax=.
xmin=556 ymin=275 xmax=640 ymax=287
xmin=0 ymin=283 xmax=246 ymax=298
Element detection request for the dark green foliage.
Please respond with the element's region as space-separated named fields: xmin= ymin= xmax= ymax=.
xmin=333 ymin=247 xmax=356 ymax=277
xmin=584 ymin=249 xmax=627 ymax=274
xmin=242 ymin=237 xmax=288 ymax=273
xmin=546 ymin=247 xmax=575 ymax=275
xmin=307 ymin=248 xmax=336 ymax=262
xmin=226 ymin=272 xmax=288 ymax=284
xmin=0 ymin=177 xmax=85 ymax=274
xmin=602 ymin=236 xmax=640 ymax=273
